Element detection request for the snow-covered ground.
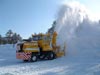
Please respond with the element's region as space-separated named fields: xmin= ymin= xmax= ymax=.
xmin=0 ymin=1 xmax=100 ymax=75
xmin=0 ymin=44 xmax=100 ymax=75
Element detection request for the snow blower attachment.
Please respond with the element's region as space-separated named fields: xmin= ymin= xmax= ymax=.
xmin=16 ymin=32 xmax=66 ymax=62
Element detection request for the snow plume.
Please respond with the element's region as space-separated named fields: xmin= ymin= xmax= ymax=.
xmin=55 ymin=1 xmax=100 ymax=56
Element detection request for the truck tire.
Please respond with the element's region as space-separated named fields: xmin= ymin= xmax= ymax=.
xmin=47 ymin=51 xmax=56 ymax=60
xmin=39 ymin=55 xmax=45 ymax=60
xmin=31 ymin=54 xmax=38 ymax=62
xmin=23 ymin=60 xmax=28 ymax=62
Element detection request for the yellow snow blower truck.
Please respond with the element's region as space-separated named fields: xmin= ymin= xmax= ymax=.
xmin=16 ymin=32 xmax=66 ymax=62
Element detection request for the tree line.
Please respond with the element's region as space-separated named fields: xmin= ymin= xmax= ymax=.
xmin=0 ymin=30 xmax=22 ymax=44
xmin=0 ymin=21 xmax=56 ymax=45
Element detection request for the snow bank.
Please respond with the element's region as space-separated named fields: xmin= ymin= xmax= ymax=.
xmin=55 ymin=1 xmax=100 ymax=57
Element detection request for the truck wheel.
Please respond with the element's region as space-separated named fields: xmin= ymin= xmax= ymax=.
xmin=47 ymin=52 xmax=56 ymax=60
xmin=31 ymin=54 xmax=38 ymax=62
xmin=39 ymin=55 xmax=45 ymax=60
xmin=23 ymin=60 xmax=28 ymax=62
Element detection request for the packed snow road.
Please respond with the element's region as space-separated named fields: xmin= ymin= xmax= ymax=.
xmin=0 ymin=45 xmax=100 ymax=75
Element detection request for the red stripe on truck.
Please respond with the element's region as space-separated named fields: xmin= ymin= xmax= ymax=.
xmin=16 ymin=52 xmax=31 ymax=60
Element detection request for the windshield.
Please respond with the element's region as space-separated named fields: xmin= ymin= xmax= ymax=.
xmin=32 ymin=36 xmax=38 ymax=41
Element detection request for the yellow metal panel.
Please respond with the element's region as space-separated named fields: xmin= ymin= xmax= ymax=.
xmin=56 ymin=52 xmax=64 ymax=57
xmin=52 ymin=32 xmax=57 ymax=46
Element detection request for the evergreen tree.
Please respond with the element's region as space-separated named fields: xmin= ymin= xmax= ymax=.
xmin=6 ymin=30 xmax=13 ymax=38
xmin=48 ymin=21 xmax=56 ymax=34
xmin=6 ymin=30 xmax=13 ymax=44
xmin=12 ymin=33 xmax=22 ymax=44
xmin=0 ymin=34 xmax=2 ymax=44
xmin=0 ymin=29 xmax=22 ymax=45
xmin=17 ymin=34 xmax=22 ymax=41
